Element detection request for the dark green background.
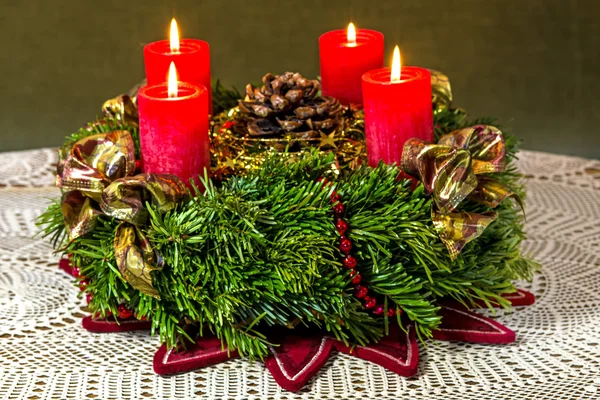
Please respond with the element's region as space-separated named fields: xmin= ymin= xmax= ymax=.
xmin=1 ymin=0 xmax=599 ymax=158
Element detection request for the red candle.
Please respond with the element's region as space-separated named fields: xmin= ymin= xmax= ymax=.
xmin=138 ymin=62 xmax=210 ymax=186
xmin=144 ymin=19 xmax=212 ymax=114
xmin=362 ymin=46 xmax=433 ymax=167
xmin=319 ymin=23 xmax=384 ymax=106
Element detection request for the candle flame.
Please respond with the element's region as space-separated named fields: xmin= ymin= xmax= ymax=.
xmin=347 ymin=22 xmax=357 ymax=46
xmin=168 ymin=62 xmax=178 ymax=98
xmin=391 ymin=45 xmax=401 ymax=82
xmin=170 ymin=18 xmax=180 ymax=52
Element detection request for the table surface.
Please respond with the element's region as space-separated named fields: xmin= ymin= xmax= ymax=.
xmin=0 ymin=148 xmax=599 ymax=400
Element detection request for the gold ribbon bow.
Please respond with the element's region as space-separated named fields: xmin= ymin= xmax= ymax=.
xmin=401 ymin=125 xmax=522 ymax=260
xmin=102 ymin=94 xmax=139 ymax=127
xmin=430 ymin=70 xmax=453 ymax=114
xmin=56 ymin=130 xmax=189 ymax=297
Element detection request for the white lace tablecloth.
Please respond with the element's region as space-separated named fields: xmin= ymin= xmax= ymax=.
xmin=0 ymin=148 xmax=599 ymax=400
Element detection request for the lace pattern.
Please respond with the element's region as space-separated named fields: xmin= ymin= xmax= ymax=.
xmin=0 ymin=149 xmax=599 ymax=399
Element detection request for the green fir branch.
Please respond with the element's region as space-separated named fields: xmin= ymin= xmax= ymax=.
xmin=212 ymin=79 xmax=243 ymax=115
xmin=35 ymin=198 xmax=67 ymax=248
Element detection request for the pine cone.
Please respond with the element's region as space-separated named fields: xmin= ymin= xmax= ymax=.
xmin=238 ymin=72 xmax=343 ymax=140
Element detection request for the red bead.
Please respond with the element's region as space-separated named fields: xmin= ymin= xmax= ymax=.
xmin=85 ymin=293 xmax=93 ymax=304
xmin=364 ymin=296 xmax=377 ymax=309
xmin=343 ymin=255 xmax=358 ymax=269
xmin=373 ymin=305 xmax=384 ymax=315
xmin=335 ymin=219 xmax=349 ymax=235
xmin=72 ymin=267 xmax=81 ymax=278
xmin=339 ymin=238 xmax=352 ymax=254
xmin=79 ymin=279 xmax=88 ymax=291
xmin=350 ymin=270 xmax=362 ymax=284
xmin=137 ymin=315 xmax=147 ymax=321
xmin=117 ymin=304 xmax=133 ymax=320
xmin=387 ymin=308 xmax=396 ymax=318
xmin=330 ymin=192 xmax=341 ymax=203
xmin=332 ymin=202 xmax=345 ymax=216
xmin=354 ymin=284 xmax=368 ymax=299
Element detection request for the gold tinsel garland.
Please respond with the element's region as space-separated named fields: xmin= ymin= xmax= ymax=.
xmin=209 ymin=105 xmax=367 ymax=178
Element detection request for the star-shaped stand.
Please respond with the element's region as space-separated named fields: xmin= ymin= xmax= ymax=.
xmin=64 ymin=257 xmax=535 ymax=392
xmin=149 ymin=290 xmax=533 ymax=392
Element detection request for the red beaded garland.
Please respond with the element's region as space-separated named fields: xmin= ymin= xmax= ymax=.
xmin=354 ymin=284 xmax=368 ymax=299
xmin=364 ymin=296 xmax=377 ymax=309
xmin=335 ymin=219 xmax=349 ymax=235
xmin=339 ymin=238 xmax=353 ymax=254
xmin=350 ymin=270 xmax=362 ymax=284
xmin=85 ymin=293 xmax=93 ymax=304
xmin=320 ymin=178 xmax=400 ymax=318
xmin=332 ymin=202 xmax=345 ymax=215
xmin=79 ymin=279 xmax=88 ymax=291
xmin=343 ymin=255 xmax=358 ymax=269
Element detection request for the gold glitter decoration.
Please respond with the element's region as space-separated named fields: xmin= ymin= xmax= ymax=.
xmin=210 ymin=105 xmax=366 ymax=178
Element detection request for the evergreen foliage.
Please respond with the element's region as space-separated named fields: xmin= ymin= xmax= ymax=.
xmin=36 ymin=97 xmax=539 ymax=359
xmin=211 ymin=79 xmax=243 ymax=115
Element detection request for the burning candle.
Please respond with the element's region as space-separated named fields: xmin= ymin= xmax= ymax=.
xmin=138 ymin=62 xmax=210 ymax=186
xmin=144 ymin=19 xmax=212 ymax=114
xmin=362 ymin=46 xmax=433 ymax=167
xmin=319 ymin=23 xmax=384 ymax=106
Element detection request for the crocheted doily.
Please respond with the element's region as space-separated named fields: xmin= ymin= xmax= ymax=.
xmin=0 ymin=149 xmax=599 ymax=399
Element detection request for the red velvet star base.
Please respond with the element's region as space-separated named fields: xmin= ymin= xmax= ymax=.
xmin=431 ymin=301 xmax=516 ymax=343
xmin=81 ymin=315 xmax=153 ymax=333
xmin=149 ymin=289 xmax=535 ymax=392
xmin=263 ymin=328 xmax=337 ymax=391
xmin=148 ymin=285 xmax=534 ymax=392
xmin=66 ymin=259 xmax=536 ymax=392
xmin=474 ymin=288 xmax=536 ymax=308
xmin=154 ymin=333 xmax=239 ymax=375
